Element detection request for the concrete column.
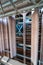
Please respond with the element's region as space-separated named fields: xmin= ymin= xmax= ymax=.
xmin=40 ymin=14 xmax=43 ymax=61
xmin=31 ymin=10 xmax=39 ymax=65
xmin=8 ymin=16 xmax=16 ymax=58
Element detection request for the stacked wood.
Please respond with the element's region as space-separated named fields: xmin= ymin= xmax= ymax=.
xmin=26 ymin=50 xmax=31 ymax=57
xmin=16 ymin=56 xmax=24 ymax=63
xmin=17 ymin=47 xmax=23 ymax=55
xmin=16 ymin=36 xmax=23 ymax=44
xmin=26 ymin=59 xmax=31 ymax=65
xmin=26 ymin=23 xmax=31 ymax=45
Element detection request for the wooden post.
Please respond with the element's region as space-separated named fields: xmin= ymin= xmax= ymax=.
xmin=23 ymin=13 xmax=26 ymax=64
xmin=11 ymin=17 xmax=16 ymax=57
xmin=40 ymin=13 xmax=43 ymax=61
xmin=0 ymin=23 xmax=2 ymax=55
xmin=8 ymin=16 xmax=16 ymax=58
xmin=8 ymin=16 xmax=13 ymax=58
xmin=1 ymin=22 xmax=4 ymax=56
xmin=31 ymin=10 xmax=39 ymax=65
xmin=3 ymin=24 xmax=9 ymax=50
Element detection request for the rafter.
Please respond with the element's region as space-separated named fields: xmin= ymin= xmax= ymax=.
xmin=9 ymin=0 xmax=17 ymax=11
xmin=31 ymin=0 xmax=36 ymax=4
xmin=19 ymin=0 xmax=31 ymax=3
xmin=0 ymin=2 xmax=43 ymax=18
xmin=15 ymin=0 xmax=31 ymax=5
xmin=38 ymin=0 xmax=43 ymax=4
xmin=0 ymin=1 xmax=5 ymax=15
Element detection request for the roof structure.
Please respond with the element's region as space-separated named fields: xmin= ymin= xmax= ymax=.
xmin=0 ymin=0 xmax=43 ymax=17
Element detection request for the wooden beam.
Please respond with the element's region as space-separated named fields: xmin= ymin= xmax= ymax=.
xmin=0 ymin=2 xmax=43 ymax=18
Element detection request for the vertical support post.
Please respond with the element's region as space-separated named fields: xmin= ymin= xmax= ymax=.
xmin=22 ymin=13 xmax=26 ymax=64
xmin=3 ymin=24 xmax=9 ymax=50
xmin=5 ymin=24 xmax=9 ymax=50
xmin=40 ymin=13 xmax=43 ymax=61
xmin=1 ymin=22 xmax=4 ymax=56
xmin=11 ymin=17 xmax=16 ymax=57
xmin=31 ymin=9 xmax=39 ymax=65
xmin=0 ymin=23 xmax=2 ymax=55
xmin=8 ymin=16 xmax=16 ymax=58
xmin=8 ymin=16 xmax=13 ymax=58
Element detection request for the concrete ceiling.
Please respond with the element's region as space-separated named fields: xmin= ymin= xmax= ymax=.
xmin=0 ymin=0 xmax=43 ymax=17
